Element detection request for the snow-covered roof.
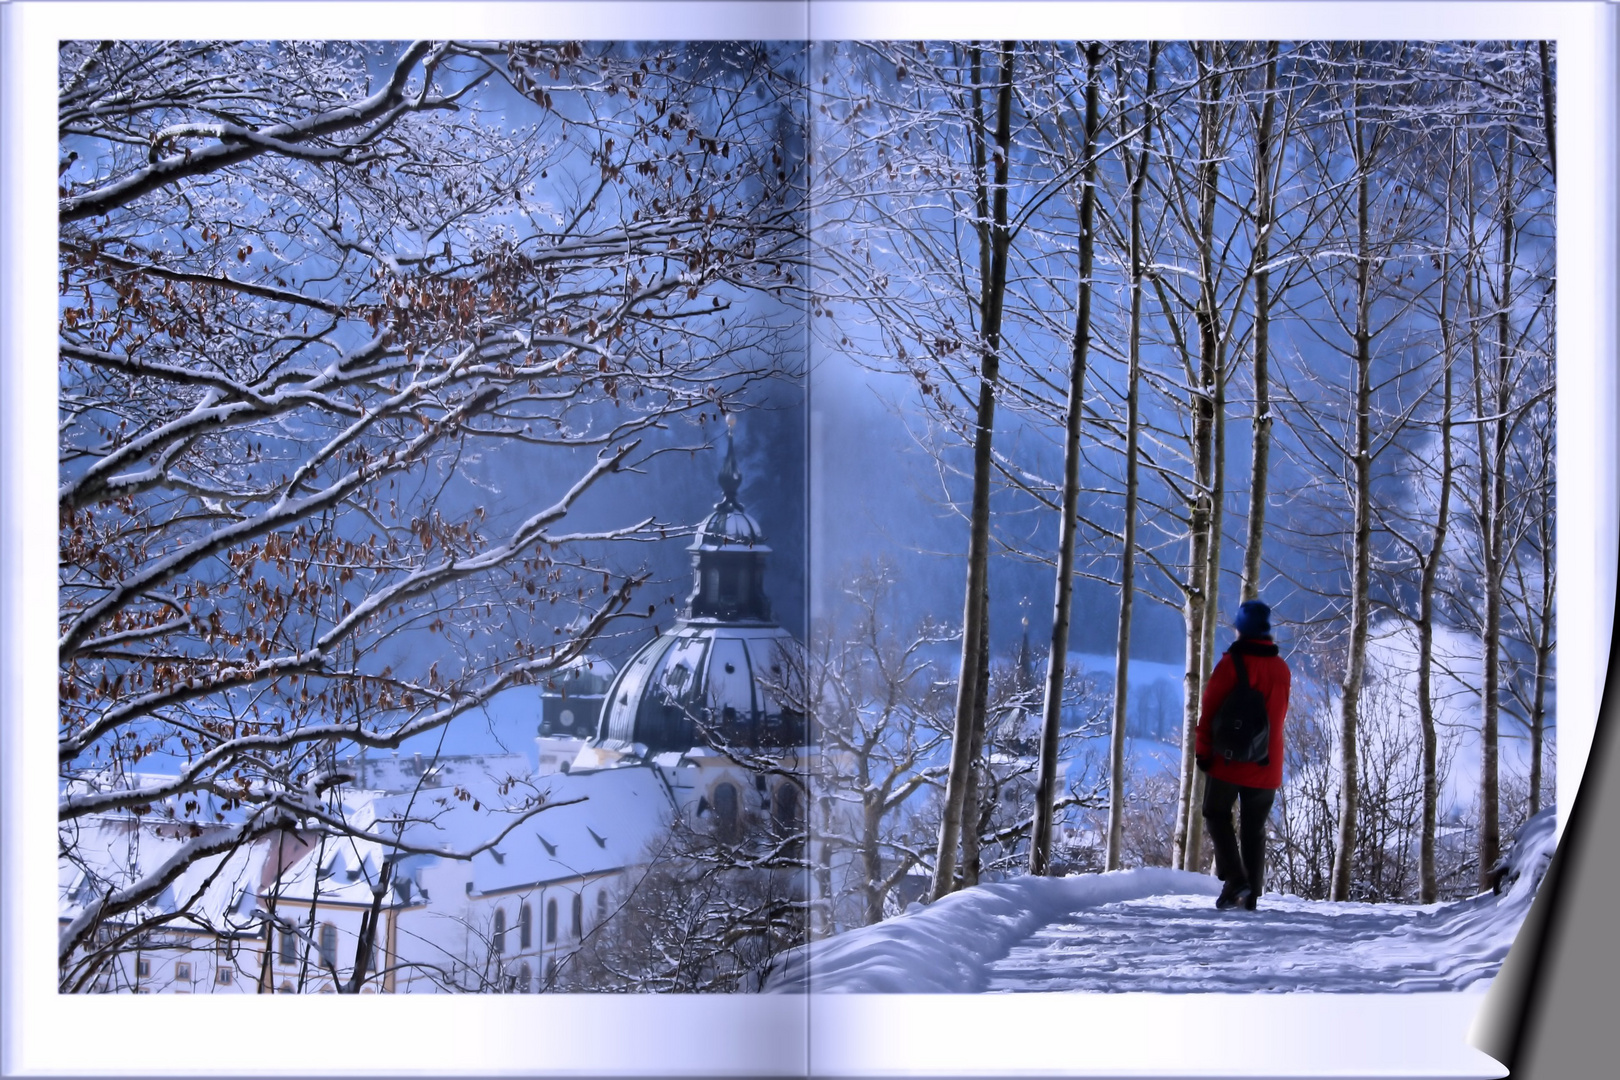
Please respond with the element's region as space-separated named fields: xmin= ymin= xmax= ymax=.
xmin=374 ymin=764 xmax=677 ymax=895
xmin=60 ymin=816 xmax=271 ymax=931
xmin=337 ymin=751 xmax=532 ymax=796
xmin=62 ymin=755 xmax=683 ymax=936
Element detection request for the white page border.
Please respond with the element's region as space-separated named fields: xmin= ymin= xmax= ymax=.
xmin=3 ymin=2 xmax=1612 ymax=1077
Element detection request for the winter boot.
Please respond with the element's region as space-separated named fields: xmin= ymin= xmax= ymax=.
xmin=1215 ymin=879 xmax=1251 ymax=911
xmin=1242 ymin=891 xmax=1259 ymax=912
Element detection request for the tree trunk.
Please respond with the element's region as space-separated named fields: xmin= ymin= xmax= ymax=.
xmin=1241 ymin=44 xmax=1279 ymax=603
xmin=960 ymin=593 xmax=991 ymax=887
xmin=862 ymin=800 xmax=884 ymax=926
xmin=1529 ymin=505 xmax=1553 ymax=815
xmin=1034 ymin=43 xmax=1101 ymax=876
xmin=344 ymin=860 xmax=392 ymax=993
xmin=1104 ymin=43 xmax=1157 ymax=872
xmin=1330 ymin=82 xmax=1373 ymax=903
xmin=1417 ymin=253 xmax=1456 ymax=905
xmin=1175 ymin=46 xmax=1223 ymax=872
xmin=1539 ymin=41 xmax=1557 ymax=183
xmin=1479 ymin=129 xmax=1516 ymax=888
xmin=1190 ymin=359 xmax=1226 ymax=873
xmin=256 ymin=888 xmax=280 ymax=993
xmin=932 ymin=42 xmax=1016 ymax=902
xmin=816 ymin=794 xmax=836 ymax=935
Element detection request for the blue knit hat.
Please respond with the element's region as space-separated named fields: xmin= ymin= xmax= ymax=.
xmin=1234 ymin=600 xmax=1272 ymax=639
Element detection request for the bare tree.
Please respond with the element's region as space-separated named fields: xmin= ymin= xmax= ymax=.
xmin=1030 ymin=43 xmax=1103 ymax=875
xmin=928 ymin=42 xmax=1018 ymax=900
xmin=1100 ymin=42 xmax=1157 ymax=871
xmin=793 ymin=566 xmax=950 ymax=929
xmin=567 ymin=807 xmax=806 ymax=993
xmin=1239 ymin=43 xmax=1283 ymax=602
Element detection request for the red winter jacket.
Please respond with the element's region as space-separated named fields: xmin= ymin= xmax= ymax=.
xmin=1195 ymin=636 xmax=1291 ymax=790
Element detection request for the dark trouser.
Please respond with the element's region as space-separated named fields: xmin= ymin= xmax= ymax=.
xmin=1201 ymin=775 xmax=1276 ymax=894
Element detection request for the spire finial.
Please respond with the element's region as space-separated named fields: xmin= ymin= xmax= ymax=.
xmin=717 ymin=414 xmax=742 ymax=509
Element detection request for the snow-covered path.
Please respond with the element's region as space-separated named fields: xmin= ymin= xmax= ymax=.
xmin=767 ymin=809 xmax=1554 ymax=995
xmin=986 ymin=891 xmax=1508 ymax=993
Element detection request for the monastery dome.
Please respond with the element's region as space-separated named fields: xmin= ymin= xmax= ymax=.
xmin=593 ymin=422 xmax=801 ymax=756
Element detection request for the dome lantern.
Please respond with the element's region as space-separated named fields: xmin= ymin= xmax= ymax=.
xmin=685 ymin=416 xmax=772 ymax=624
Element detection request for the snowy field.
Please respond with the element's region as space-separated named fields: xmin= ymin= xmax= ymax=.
xmin=769 ymin=809 xmax=1554 ymax=995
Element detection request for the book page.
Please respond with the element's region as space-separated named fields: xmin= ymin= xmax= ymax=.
xmin=2 ymin=2 xmax=1614 ymax=1077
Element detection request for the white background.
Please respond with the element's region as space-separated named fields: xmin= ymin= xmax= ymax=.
xmin=2 ymin=2 xmax=1612 ymax=1076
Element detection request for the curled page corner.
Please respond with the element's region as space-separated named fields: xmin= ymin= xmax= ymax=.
xmin=1472 ymin=598 xmax=1620 ymax=1076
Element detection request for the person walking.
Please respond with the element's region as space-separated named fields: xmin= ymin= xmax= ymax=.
xmin=1196 ymin=599 xmax=1290 ymax=911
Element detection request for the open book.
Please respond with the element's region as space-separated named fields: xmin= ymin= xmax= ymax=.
xmin=5 ymin=2 xmax=1617 ymax=1076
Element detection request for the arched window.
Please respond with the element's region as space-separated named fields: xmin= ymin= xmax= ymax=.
xmin=545 ymin=898 xmax=558 ymax=944
xmin=492 ymin=907 xmax=507 ymax=954
xmin=519 ymin=962 xmax=532 ymax=994
xmin=713 ymin=781 xmax=739 ymax=839
xmin=519 ymin=903 xmax=533 ymax=949
xmin=570 ymin=892 xmax=583 ymax=940
xmin=596 ymin=890 xmax=609 ymax=927
xmin=318 ymin=923 xmax=338 ymax=969
xmin=545 ymin=956 xmax=557 ymax=988
xmin=279 ymin=927 xmax=297 ymax=965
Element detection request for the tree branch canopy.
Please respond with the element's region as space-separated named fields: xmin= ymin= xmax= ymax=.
xmin=58 ymin=38 xmax=806 ymax=986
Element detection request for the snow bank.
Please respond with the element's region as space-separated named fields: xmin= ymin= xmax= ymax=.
xmin=1493 ymin=806 xmax=1557 ymax=906
xmin=769 ymin=810 xmax=1556 ymax=994
xmin=765 ymin=867 xmax=1220 ymax=993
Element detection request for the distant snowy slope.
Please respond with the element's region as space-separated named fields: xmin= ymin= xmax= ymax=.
xmin=770 ymin=809 xmax=1555 ymax=994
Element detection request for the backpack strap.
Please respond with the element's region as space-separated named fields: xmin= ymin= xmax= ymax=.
xmin=1229 ymin=650 xmax=1250 ymax=690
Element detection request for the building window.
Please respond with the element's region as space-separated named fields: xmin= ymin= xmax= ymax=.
xmin=545 ymin=956 xmax=557 ymax=987
xmin=596 ymin=890 xmax=609 ymax=927
xmin=545 ymin=898 xmax=558 ymax=944
xmin=136 ymin=957 xmax=150 ymax=979
xmin=570 ymin=893 xmax=583 ymax=941
xmin=519 ymin=962 xmax=532 ymax=994
xmin=279 ymin=980 xmax=293 ymax=993
xmin=492 ymin=907 xmax=507 ymax=954
xmin=713 ymin=781 xmax=739 ymax=839
xmin=279 ymin=927 xmax=297 ymax=965
xmin=318 ymin=923 xmax=338 ymax=969
xmin=519 ymin=903 xmax=532 ymax=950
xmin=175 ymin=961 xmax=192 ymax=983
xmin=216 ymin=940 xmax=234 ymax=983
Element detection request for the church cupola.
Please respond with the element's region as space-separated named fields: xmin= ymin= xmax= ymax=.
xmin=587 ymin=417 xmax=801 ymax=758
xmin=686 ymin=416 xmax=773 ymax=624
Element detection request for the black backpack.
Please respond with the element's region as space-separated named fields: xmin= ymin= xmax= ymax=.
xmin=1211 ymin=652 xmax=1270 ymax=765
